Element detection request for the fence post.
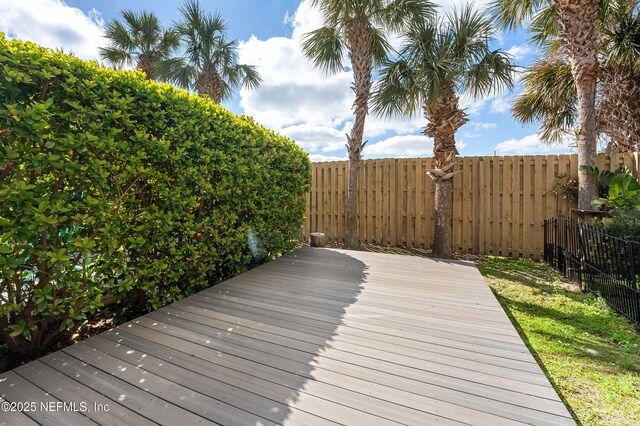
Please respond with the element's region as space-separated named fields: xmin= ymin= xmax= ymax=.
xmin=543 ymin=220 xmax=548 ymax=263
xmin=627 ymin=241 xmax=640 ymax=324
xmin=577 ymin=221 xmax=588 ymax=291
xmin=552 ymin=218 xmax=560 ymax=269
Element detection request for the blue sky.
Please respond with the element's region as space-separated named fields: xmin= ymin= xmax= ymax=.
xmin=0 ymin=0 xmax=575 ymax=160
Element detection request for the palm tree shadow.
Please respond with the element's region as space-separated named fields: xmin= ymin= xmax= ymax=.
xmin=480 ymin=263 xmax=589 ymax=304
xmin=494 ymin=295 xmax=586 ymax=426
xmin=35 ymin=247 xmax=368 ymax=425
xmin=495 ymin=292 xmax=640 ymax=426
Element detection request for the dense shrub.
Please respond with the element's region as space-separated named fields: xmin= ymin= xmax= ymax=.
xmin=602 ymin=205 xmax=640 ymax=238
xmin=0 ymin=35 xmax=310 ymax=355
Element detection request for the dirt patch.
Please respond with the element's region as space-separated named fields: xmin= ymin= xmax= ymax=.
xmin=0 ymin=312 xmax=115 ymax=373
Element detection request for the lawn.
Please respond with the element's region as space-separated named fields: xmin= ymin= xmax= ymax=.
xmin=478 ymin=257 xmax=640 ymax=426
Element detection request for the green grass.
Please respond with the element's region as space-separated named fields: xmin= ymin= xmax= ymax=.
xmin=478 ymin=257 xmax=640 ymax=426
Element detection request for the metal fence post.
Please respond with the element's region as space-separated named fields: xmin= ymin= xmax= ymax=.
xmin=627 ymin=241 xmax=640 ymax=323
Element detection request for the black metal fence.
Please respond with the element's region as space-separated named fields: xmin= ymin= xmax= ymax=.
xmin=544 ymin=217 xmax=640 ymax=324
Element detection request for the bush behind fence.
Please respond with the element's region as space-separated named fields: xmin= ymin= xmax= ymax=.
xmin=304 ymin=153 xmax=640 ymax=259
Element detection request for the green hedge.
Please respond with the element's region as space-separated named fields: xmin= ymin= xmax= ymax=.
xmin=0 ymin=35 xmax=310 ymax=355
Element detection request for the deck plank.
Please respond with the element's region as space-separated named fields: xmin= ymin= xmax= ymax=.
xmin=39 ymin=351 xmax=218 ymax=425
xmin=13 ymin=361 xmax=155 ymax=426
xmin=0 ymin=371 xmax=96 ymax=426
xmin=0 ymin=247 xmax=576 ymax=425
xmin=144 ymin=308 xmax=549 ymax=386
xmin=162 ymin=302 xmax=544 ymax=374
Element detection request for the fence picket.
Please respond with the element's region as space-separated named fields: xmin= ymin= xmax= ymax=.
xmin=303 ymin=154 xmax=640 ymax=259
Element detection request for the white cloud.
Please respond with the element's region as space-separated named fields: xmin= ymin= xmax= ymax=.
xmin=459 ymin=94 xmax=488 ymax=115
xmin=238 ymin=2 xmax=353 ymax=130
xmin=469 ymin=121 xmax=497 ymax=130
xmin=490 ymin=95 xmax=513 ymax=113
xmin=495 ymin=134 xmax=574 ymax=155
xmin=434 ymin=0 xmax=491 ymax=12
xmin=507 ymin=44 xmax=533 ymax=61
xmin=0 ymin=0 xmax=105 ymax=61
xmin=238 ymin=0 xmax=436 ymax=155
xmin=462 ymin=132 xmax=481 ymax=139
xmin=365 ymin=114 xmax=424 ymax=138
xmin=280 ymin=123 xmax=346 ymax=153
xmin=365 ymin=135 xmax=433 ymax=158
xmin=310 ymin=154 xmax=347 ymax=162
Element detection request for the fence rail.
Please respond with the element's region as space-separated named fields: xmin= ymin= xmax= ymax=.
xmin=544 ymin=217 xmax=640 ymax=324
xmin=303 ymin=153 xmax=640 ymax=259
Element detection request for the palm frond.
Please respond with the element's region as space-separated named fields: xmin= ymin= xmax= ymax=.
xmin=100 ymin=8 xmax=179 ymax=77
xmin=539 ymin=121 xmax=574 ymax=144
xmin=98 ymin=46 xmax=132 ymax=69
xmin=464 ymin=50 xmax=516 ymax=99
xmin=373 ymin=2 xmax=514 ymax=123
xmin=205 ymin=11 xmax=228 ymax=34
xmin=377 ymin=0 xmax=436 ymax=33
xmin=603 ymin=6 xmax=640 ymax=68
xmin=236 ymin=64 xmax=263 ymax=91
xmin=511 ymin=59 xmax=576 ymax=142
xmin=402 ymin=21 xmax=438 ymax=63
xmin=103 ymin=18 xmax=136 ymax=52
xmin=155 ymin=57 xmax=196 ymax=89
xmin=371 ymin=27 xmax=393 ymax=67
xmin=211 ymin=38 xmax=239 ymax=72
xmin=529 ymin=5 xmax=559 ymax=49
xmin=301 ymin=26 xmax=346 ymax=74
xmin=156 ymin=29 xmax=181 ymax=57
xmin=371 ymin=58 xmax=422 ymax=118
xmin=488 ymin=0 xmax=549 ymax=31
xmin=172 ymin=0 xmax=260 ymax=100
xmin=122 ymin=10 xmax=162 ymax=53
xmin=446 ymin=5 xmax=493 ymax=65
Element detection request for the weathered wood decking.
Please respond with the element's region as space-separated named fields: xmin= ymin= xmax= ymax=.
xmin=1 ymin=247 xmax=575 ymax=425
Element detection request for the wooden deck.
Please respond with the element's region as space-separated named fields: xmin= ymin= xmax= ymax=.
xmin=0 ymin=247 xmax=575 ymax=425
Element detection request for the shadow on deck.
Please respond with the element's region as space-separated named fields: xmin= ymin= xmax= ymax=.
xmin=1 ymin=247 xmax=575 ymax=425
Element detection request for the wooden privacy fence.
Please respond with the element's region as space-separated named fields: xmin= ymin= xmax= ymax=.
xmin=302 ymin=152 xmax=640 ymax=259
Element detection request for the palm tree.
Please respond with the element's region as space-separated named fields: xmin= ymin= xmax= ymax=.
xmin=164 ymin=0 xmax=262 ymax=103
xmin=372 ymin=6 xmax=515 ymax=258
xmin=512 ymin=1 xmax=640 ymax=152
xmin=99 ymin=10 xmax=180 ymax=80
xmin=490 ymin=0 xmax=600 ymax=210
xmin=302 ymin=0 xmax=435 ymax=248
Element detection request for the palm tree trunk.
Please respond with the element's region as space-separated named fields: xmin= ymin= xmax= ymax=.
xmin=344 ymin=17 xmax=374 ymax=248
xmin=556 ymin=0 xmax=599 ymax=210
xmin=575 ymin=74 xmax=599 ymax=209
xmin=598 ymin=69 xmax=640 ymax=152
xmin=424 ymin=87 xmax=467 ymax=258
xmin=197 ymin=66 xmax=225 ymax=104
xmin=137 ymin=56 xmax=155 ymax=80
xmin=346 ymin=135 xmax=360 ymax=248
xmin=433 ymin=178 xmax=454 ymax=258
xmin=431 ymin=147 xmax=458 ymax=258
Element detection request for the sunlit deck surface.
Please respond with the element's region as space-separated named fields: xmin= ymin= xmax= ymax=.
xmin=1 ymin=247 xmax=575 ymax=425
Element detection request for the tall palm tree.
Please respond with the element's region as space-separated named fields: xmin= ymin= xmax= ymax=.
xmin=99 ymin=10 xmax=180 ymax=81
xmin=372 ymin=6 xmax=515 ymax=258
xmin=302 ymin=0 xmax=435 ymax=248
xmin=490 ymin=0 xmax=600 ymax=210
xmin=512 ymin=1 xmax=640 ymax=152
xmin=164 ymin=0 xmax=262 ymax=103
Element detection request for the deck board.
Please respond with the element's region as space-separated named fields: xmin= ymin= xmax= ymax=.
xmin=0 ymin=247 xmax=576 ymax=425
